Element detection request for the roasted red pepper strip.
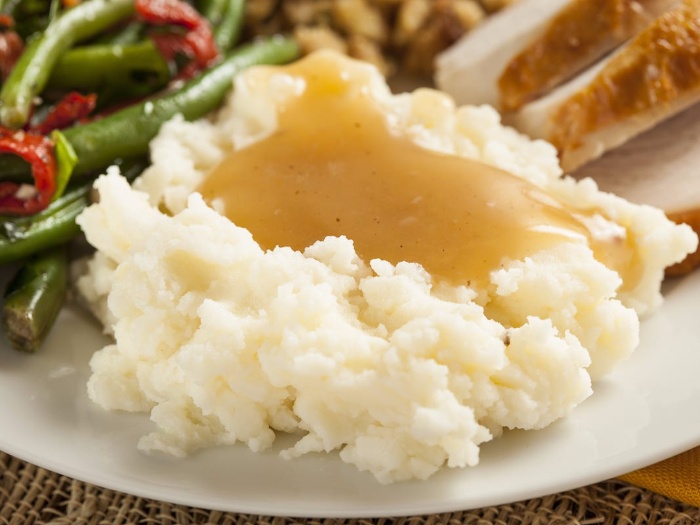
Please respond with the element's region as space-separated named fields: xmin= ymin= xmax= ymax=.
xmin=0 ymin=130 xmax=56 ymax=215
xmin=1 ymin=92 xmax=96 ymax=214
xmin=0 ymin=15 xmax=23 ymax=82
xmin=0 ymin=9 xmax=87 ymax=216
xmin=136 ymin=0 xmax=201 ymax=29
xmin=136 ymin=0 xmax=218 ymax=77
xmin=0 ymin=31 xmax=22 ymax=82
xmin=33 ymin=92 xmax=97 ymax=135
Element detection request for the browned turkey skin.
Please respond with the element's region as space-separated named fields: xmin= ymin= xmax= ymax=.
xmin=498 ymin=0 xmax=678 ymax=111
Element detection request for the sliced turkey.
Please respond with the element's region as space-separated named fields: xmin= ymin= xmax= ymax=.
xmin=435 ymin=0 xmax=676 ymax=111
xmin=511 ymin=0 xmax=700 ymax=172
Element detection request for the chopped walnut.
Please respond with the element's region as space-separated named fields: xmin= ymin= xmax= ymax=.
xmin=347 ymin=34 xmax=394 ymax=76
xmin=332 ymin=0 xmax=389 ymax=44
xmin=393 ymin=0 xmax=431 ymax=47
xmin=452 ymin=0 xmax=487 ymax=29
xmin=283 ymin=1 xmax=334 ymax=25
xmin=242 ymin=0 xmax=519 ymax=78
xmin=244 ymin=0 xmax=278 ymax=24
xmin=402 ymin=17 xmax=451 ymax=76
xmin=294 ymin=25 xmax=348 ymax=55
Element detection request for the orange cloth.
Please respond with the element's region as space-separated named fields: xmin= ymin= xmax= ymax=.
xmin=618 ymin=447 xmax=700 ymax=507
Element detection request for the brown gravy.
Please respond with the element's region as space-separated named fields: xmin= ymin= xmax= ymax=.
xmin=198 ymin=54 xmax=638 ymax=288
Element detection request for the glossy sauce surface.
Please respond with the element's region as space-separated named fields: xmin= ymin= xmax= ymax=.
xmin=199 ymin=54 xmax=636 ymax=287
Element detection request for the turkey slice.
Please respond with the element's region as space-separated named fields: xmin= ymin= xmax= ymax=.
xmin=435 ymin=0 xmax=676 ymax=111
xmin=512 ymin=0 xmax=700 ymax=173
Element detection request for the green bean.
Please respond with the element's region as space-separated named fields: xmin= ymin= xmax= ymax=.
xmin=0 ymin=156 xmax=148 ymax=264
xmin=47 ymin=41 xmax=171 ymax=102
xmin=103 ymin=21 xmax=146 ymax=45
xmin=13 ymin=18 xmax=48 ymax=41
xmin=0 ymin=37 xmax=299 ymax=182
xmin=199 ymin=0 xmax=227 ymax=24
xmin=0 ymin=0 xmax=20 ymax=16
xmin=0 ymin=0 xmax=135 ymax=129
xmin=2 ymin=245 xmax=68 ymax=352
xmin=1 ymin=0 xmax=47 ymax=18
xmin=47 ymin=0 xmax=60 ymax=24
xmin=0 ymin=32 xmax=300 ymax=351
xmin=214 ymin=0 xmax=245 ymax=52
xmin=1 ymin=0 xmax=52 ymax=38
xmin=199 ymin=0 xmax=245 ymax=51
xmin=0 ymin=184 xmax=90 ymax=265
xmin=64 ymin=36 xmax=300 ymax=175
xmin=0 ymin=154 xmax=36 ymax=184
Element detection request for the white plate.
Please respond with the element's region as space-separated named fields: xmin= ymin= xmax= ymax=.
xmin=1 ymin=268 xmax=699 ymax=518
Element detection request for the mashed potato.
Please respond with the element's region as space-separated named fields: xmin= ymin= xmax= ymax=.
xmin=76 ymin=51 xmax=697 ymax=483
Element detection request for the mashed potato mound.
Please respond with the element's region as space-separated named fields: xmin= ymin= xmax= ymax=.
xmin=76 ymin=52 xmax=697 ymax=483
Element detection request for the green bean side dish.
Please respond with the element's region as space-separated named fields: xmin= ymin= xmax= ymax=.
xmin=0 ymin=0 xmax=300 ymax=352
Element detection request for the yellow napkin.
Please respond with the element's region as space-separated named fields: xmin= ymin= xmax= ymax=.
xmin=618 ymin=447 xmax=700 ymax=507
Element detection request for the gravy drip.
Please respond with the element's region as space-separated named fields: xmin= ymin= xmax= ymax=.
xmin=198 ymin=55 xmax=638 ymax=288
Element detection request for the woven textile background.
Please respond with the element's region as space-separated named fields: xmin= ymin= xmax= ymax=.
xmin=2 ymin=452 xmax=700 ymax=525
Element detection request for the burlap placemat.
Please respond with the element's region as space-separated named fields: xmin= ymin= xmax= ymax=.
xmin=2 ymin=452 xmax=699 ymax=525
